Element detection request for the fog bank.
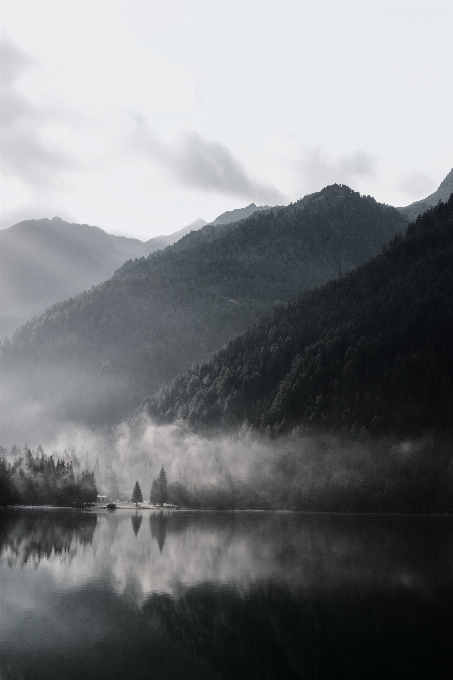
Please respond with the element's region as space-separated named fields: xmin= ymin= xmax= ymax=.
xmin=2 ymin=413 xmax=452 ymax=513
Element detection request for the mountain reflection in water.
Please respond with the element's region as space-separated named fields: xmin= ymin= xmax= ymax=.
xmin=0 ymin=509 xmax=452 ymax=680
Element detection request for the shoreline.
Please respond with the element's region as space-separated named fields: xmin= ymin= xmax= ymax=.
xmin=1 ymin=505 xmax=452 ymax=518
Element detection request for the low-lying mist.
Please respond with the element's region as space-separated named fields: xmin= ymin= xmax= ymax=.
xmin=2 ymin=410 xmax=452 ymax=513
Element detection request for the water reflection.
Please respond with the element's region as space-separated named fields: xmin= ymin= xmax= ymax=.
xmin=0 ymin=509 xmax=97 ymax=566
xmin=131 ymin=511 xmax=143 ymax=537
xmin=150 ymin=512 xmax=167 ymax=552
xmin=0 ymin=510 xmax=452 ymax=680
xmin=1 ymin=510 xmax=452 ymax=596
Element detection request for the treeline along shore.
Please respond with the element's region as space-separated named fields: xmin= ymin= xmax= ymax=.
xmin=0 ymin=446 xmax=97 ymax=507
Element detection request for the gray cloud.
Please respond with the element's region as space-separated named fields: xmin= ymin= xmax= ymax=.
xmin=130 ymin=118 xmax=286 ymax=204
xmin=297 ymin=146 xmax=376 ymax=193
xmin=0 ymin=37 xmax=74 ymax=190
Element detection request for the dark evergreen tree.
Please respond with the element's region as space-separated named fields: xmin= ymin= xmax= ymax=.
xmin=131 ymin=480 xmax=143 ymax=506
xmin=150 ymin=479 xmax=159 ymax=506
xmin=158 ymin=466 xmax=168 ymax=506
xmin=77 ymin=470 xmax=98 ymax=505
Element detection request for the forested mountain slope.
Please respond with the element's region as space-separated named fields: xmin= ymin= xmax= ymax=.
xmin=141 ymin=204 xmax=269 ymax=255
xmin=145 ymin=195 xmax=453 ymax=438
xmin=0 ymin=185 xmax=406 ymax=438
xmin=120 ymin=184 xmax=406 ymax=296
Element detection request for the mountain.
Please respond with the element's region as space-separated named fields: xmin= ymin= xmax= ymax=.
xmin=144 ymin=205 xmax=273 ymax=255
xmin=144 ymin=218 xmax=207 ymax=253
xmin=126 ymin=208 xmax=271 ymax=261
xmin=0 ymin=185 xmax=407 ymax=441
xmin=0 ymin=206 xmax=272 ymax=340
xmin=398 ymin=167 xmax=453 ymax=220
xmin=0 ymin=217 xmax=141 ymax=335
xmin=209 ymin=203 xmax=271 ymax=225
xmin=144 ymin=195 xmax=453 ymax=439
xmin=118 ymin=206 xmax=271 ymax=264
xmin=0 ymin=216 xmax=206 ymax=340
xmin=107 ymin=233 xmax=151 ymax=259
xmin=156 ymin=207 xmax=271 ymax=255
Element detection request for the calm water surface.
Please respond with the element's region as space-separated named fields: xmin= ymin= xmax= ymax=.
xmin=0 ymin=509 xmax=452 ymax=680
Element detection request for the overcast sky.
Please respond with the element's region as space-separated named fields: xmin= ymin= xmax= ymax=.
xmin=1 ymin=0 xmax=452 ymax=239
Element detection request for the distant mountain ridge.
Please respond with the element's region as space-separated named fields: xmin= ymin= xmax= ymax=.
xmin=121 ymin=205 xmax=273 ymax=261
xmin=1 ymin=184 xmax=407 ymax=442
xmin=143 ymin=218 xmax=207 ymax=253
xmin=0 ymin=216 xmax=136 ymax=319
xmin=398 ymin=167 xmax=453 ymax=220
xmin=209 ymin=203 xmax=271 ymax=225
xmin=0 ymin=205 xmax=273 ymax=340
xmin=0 ymin=215 xmax=207 ymax=339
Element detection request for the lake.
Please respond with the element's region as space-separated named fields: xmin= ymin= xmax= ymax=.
xmin=0 ymin=508 xmax=452 ymax=679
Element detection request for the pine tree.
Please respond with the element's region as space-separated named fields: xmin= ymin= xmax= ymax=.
xmin=150 ymin=479 xmax=159 ymax=506
xmin=150 ymin=466 xmax=168 ymax=506
xmin=131 ymin=480 xmax=143 ymax=506
xmin=157 ymin=466 xmax=168 ymax=506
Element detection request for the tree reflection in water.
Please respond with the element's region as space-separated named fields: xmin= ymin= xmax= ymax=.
xmin=0 ymin=509 xmax=97 ymax=565
xmin=150 ymin=511 xmax=167 ymax=552
xmin=131 ymin=511 xmax=143 ymax=537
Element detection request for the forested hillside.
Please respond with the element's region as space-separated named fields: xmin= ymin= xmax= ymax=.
xmin=0 ymin=185 xmax=406 ymax=438
xmin=0 ymin=446 xmax=97 ymax=507
xmin=145 ymin=195 xmax=453 ymax=439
